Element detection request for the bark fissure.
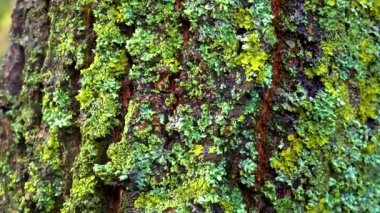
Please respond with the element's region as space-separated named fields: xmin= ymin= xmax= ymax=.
xmin=164 ymin=0 xmax=189 ymax=151
xmin=255 ymin=0 xmax=284 ymax=188
xmin=82 ymin=5 xmax=96 ymax=69
xmin=112 ymin=78 xmax=134 ymax=143
xmin=109 ymin=24 xmax=136 ymax=213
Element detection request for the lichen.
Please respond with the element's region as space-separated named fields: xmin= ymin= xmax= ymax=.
xmin=271 ymin=0 xmax=380 ymax=211
xmin=0 ymin=0 xmax=378 ymax=212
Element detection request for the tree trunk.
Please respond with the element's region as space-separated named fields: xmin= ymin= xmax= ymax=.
xmin=0 ymin=0 xmax=379 ymax=212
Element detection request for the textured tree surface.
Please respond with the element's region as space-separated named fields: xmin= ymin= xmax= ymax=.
xmin=0 ymin=0 xmax=379 ymax=212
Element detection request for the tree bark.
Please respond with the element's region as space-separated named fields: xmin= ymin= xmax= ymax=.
xmin=0 ymin=0 xmax=379 ymax=212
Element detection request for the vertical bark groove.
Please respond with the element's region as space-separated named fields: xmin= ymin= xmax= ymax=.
xmin=255 ymin=0 xmax=284 ymax=188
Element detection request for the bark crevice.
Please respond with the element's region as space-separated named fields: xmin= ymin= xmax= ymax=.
xmin=255 ymin=0 xmax=285 ymax=188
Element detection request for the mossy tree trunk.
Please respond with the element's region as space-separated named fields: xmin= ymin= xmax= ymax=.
xmin=0 ymin=0 xmax=379 ymax=212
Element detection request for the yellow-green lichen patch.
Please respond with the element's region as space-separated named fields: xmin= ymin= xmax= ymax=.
xmin=235 ymin=33 xmax=269 ymax=83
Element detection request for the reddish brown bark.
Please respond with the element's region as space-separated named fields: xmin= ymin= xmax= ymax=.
xmin=255 ymin=0 xmax=284 ymax=187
